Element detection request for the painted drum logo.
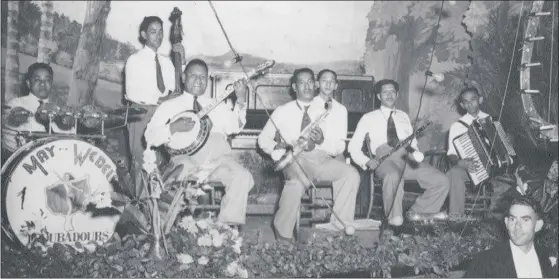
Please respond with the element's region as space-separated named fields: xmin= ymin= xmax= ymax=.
xmin=3 ymin=139 xmax=121 ymax=248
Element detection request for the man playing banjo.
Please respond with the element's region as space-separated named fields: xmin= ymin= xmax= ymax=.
xmin=143 ymin=58 xmax=254 ymax=229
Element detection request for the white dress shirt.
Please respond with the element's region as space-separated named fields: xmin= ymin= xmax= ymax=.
xmin=509 ymin=241 xmax=543 ymax=278
xmin=258 ymin=96 xmax=348 ymax=157
xmin=144 ymin=92 xmax=247 ymax=148
xmin=2 ymin=94 xmax=74 ymax=151
xmin=348 ymin=106 xmax=418 ymax=170
xmin=447 ymin=111 xmax=490 ymax=156
xmin=124 ymin=46 xmax=175 ymax=105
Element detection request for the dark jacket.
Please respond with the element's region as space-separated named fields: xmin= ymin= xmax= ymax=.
xmin=464 ymin=241 xmax=557 ymax=278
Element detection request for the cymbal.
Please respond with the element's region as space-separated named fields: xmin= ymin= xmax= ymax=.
xmin=109 ymin=107 xmax=147 ymax=116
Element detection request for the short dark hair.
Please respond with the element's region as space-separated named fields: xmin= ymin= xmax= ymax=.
xmin=27 ymin=62 xmax=53 ymax=80
xmin=139 ymin=16 xmax=163 ymax=44
xmin=291 ymin=68 xmax=315 ymax=85
xmin=506 ymin=196 xmax=544 ymax=220
xmin=317 ymin=69 xmax=337 ymax=82
xmin=373 ymin=79 xmax=399 ymax=95
xmin=459 ymin=86 xmax=481 ymax=100
xmin=184 ymin=59 xmax=208 ymax=74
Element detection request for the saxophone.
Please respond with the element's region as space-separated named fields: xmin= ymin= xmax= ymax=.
xmin=272 ymin=100 xmax=333 ymax=171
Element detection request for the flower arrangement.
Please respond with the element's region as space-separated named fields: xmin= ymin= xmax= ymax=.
xmin=167 ymin=215 xmax=248 ymax=278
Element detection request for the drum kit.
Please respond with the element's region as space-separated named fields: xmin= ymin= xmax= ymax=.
xmin=1 ymin=104 xmax=147 ymax=248
xmin=1 ymin=104 xmax=147 ymax=149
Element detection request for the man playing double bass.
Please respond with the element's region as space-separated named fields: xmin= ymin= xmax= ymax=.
xmin=124 ymin=16 xmax=183 ymax=191
xmin=144 ymin=58 xmax=254 ymax=229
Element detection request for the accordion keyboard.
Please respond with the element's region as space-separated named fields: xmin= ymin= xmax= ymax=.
xmin=453 ymin=133 xmax=490 ymax=185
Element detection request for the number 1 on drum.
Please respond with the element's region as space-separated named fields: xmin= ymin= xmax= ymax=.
xmin=17 ymin=187 xmax=27 ymax=210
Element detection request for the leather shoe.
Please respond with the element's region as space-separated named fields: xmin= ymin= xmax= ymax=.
xmin=271 ymin=223 xmax=293 ymax=245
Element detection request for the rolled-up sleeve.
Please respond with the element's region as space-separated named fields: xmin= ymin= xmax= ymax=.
xmin=144 ymin=104 xmax=173 ymax=147
xmin=348 ymin=114 xmax=371 ymax=170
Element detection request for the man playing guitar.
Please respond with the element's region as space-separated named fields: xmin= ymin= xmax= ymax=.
xmin=2 ymin=63 xmax=74 ymax=164
xmin=348 ymin=79 xmax=449 ymax=227
xmin=144 ymin=59 xmax=254 ymax=228
xmin=258 ymin=68 xmax=360 ymax=243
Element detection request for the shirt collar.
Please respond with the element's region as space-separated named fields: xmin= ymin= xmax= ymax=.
xmin=463 ymin=111 xmax=489 ymax=121
xmin=296 ymin=99 xmax=311 ymax=108
xmin=509 ymin=239 xmax=536 ymax=256
xmin=380 ymin=105 xmax=396 ymax=114
xmin=143 ymin=46 xmax=159 ymax=56
xmin=27 ymin=93 xmax=48 ymax=104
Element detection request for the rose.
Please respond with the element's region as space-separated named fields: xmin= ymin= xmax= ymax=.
xmin=142 ymin=148 xmax=158 ymax=173
xmin=197 ymin=234 xmax=212 ymax=247
xmin=198 ymin=256 xmax=209 ymax=266
xmin=176 ymin=253 xmax=194 ymax=265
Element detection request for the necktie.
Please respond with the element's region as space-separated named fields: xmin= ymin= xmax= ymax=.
xmin=300 ymin=106 xmax=311 ymax=131
xmin=193 ymin=96 xmax=202 ymax=113
xmin=155 ymin=54 xmax=165 ymax=94
xmin=387 ymin=111 xmax=399 ymax=147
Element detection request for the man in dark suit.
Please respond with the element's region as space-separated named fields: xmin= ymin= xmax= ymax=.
xmin=464 ymin=196 xmax=557 ymax=278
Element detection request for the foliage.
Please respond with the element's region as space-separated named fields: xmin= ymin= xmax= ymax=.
xmin=54 ymin=50 xmax=73 ymax=68
xmin=2 ymin=219 xmax=507 ymax=278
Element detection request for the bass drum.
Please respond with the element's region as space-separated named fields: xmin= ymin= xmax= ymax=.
xmin=1 ymin=137 xmax=121 ymax=248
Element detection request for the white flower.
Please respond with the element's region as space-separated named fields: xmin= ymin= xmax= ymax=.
xmin=198 ymin=256 xmax=209 ymax=266
xmin=178 ymin=216 xmax=199 ymax=234
xmin=226 ymin=261 xmax=239 ymax=277
xmin=142 ymin=148 xmax=158 ymax=173
xmin=197 ymin=234 xmax=212 ymax=247
xmin=209 ymin=229 xmax=220 ymax=236
xmin=237 ymin=267 xmax=249 ymax=278
xmin=212 ymin=234 xmax=224 ymax=248
xmin=93 ymin=192 xmax=112 ymax=208
xmin=550 ymin=256 xmax=557 ymax=267
xmin=196 ymin=219 xmax=209 ymax=230
xmin=233 ymin=238 xmax=242 ymax=254
xmin=176 ymin=253 xmax=194 ymax=265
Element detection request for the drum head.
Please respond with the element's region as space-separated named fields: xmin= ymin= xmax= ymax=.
xmin=1 ymin=137 xmax=121 ymax=249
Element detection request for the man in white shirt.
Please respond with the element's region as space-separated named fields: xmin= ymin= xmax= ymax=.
xmin=144 ymin=59 xmax=254 ymax=228
xmin=348 ymin=79 xmax=449 ymax=227
xmin=2 ymin=63 xmax=74 ymax=162
xmin=465 ymin=196 xmax=556 ymax=278
xmin=125 ymin=16 xmax=183 ymax=190
xmin=258 ymin=68 xmax=360 ymax=242
xmin=446 ymin=87 xmax=492 ymax=215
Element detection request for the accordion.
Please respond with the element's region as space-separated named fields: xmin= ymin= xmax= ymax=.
xmin=453 ymin=118 xmax=516 ymax=185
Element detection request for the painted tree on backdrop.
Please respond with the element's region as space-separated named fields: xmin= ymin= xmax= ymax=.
xmin=37 ymin=1 xmax=57 ymax=64
xmin=4 ymin=1 xmax=20 ymax=102
xmin=363 ymin=1 xmax=470 ymax=114
xmin=462 ymin=1 xmax=556 ymax=153
xmin=67 ymin=1 xmax=111 ymax=107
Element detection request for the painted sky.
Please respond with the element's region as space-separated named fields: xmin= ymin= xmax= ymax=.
xmin=48 ymin=1 xmax=374 ymax=64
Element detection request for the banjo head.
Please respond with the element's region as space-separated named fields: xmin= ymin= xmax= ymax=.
xmin=166 ymin=111 xmax=202 ymax=150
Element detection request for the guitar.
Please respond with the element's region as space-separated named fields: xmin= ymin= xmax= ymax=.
xmin=165 ymin=60 xmax=275 ymax=156
xmin=370 ymin=121 xmax=432 ymax=165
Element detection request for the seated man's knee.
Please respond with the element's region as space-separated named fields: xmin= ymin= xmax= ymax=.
xmin=344 ymin=165 xmax=361 ymax=185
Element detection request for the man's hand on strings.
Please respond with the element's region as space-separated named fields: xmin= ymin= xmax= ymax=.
xmin=366 ymin=158 xmax=380 ymax=171
xmin=274 ymin=142 xmax=290 ymax=150
xmin=308 ymin=127 xmax=324 ymax=145
xmin=171 ymin=43 xmax=186 ymax=65
xmin=170 ymin=117 xmax=196 ymax=134
xmin=233 ymin=79 xmax=248 ymax=104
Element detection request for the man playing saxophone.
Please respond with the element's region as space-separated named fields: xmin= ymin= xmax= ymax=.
xmin=258 ymin=68 xmax=360 ymax=243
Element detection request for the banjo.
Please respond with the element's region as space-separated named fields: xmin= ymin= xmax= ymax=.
xmin=165 ymin=60 xmax=275 ymax=156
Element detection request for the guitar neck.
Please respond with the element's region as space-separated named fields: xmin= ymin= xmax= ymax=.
xmin=378 ymin=122 xmax=431 ymax=162
xmin=196 ymin=70 xmax=257 ymax=118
